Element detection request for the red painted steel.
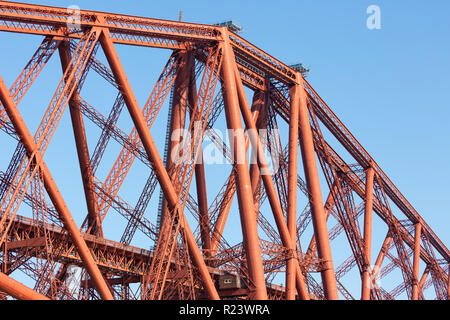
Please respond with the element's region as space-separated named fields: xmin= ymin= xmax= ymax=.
xmin=362 ymin=167 xmax=375 ymax=300
xmin=221 ymin=34 xmax=267 ymax=300
xmin=0 ymin=2 xmax=447 ymax=301
xmin=0 ymin=272 xmax=49 ymax=300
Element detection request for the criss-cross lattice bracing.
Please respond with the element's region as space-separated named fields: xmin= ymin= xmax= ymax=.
xmin=0 ymin=2 xmax=448 ymax=300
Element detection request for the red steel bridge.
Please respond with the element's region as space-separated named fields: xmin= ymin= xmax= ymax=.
xmin=0 ymin=1 xmax=448 ymax=300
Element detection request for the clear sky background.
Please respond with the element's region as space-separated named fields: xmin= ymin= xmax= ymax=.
xmin=0 ymin=0 xmax=449 ymax=297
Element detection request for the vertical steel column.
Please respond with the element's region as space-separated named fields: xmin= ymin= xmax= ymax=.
xmin=0 ymin=272 xmax=50 ymax=300
xmin=0 ymin=75 xmax=114 ymax=300
xmin=160 ymin=51 xmax=189 ymax=228
xmin=99 ymin=28 xmax=219 ymax=300
xmin=58 ymin=40 xmax=102 ymax=236
xmin=286 ymin=83 xmax=300 ymax=300
xmin=412 ymin=222 xmax=422 ymax=300
xmin=233 ymin=60 xmax=309 ymax=300
xmin=220 ymin=33 xmax=267 ymax=300
xmin=297 ymin=79 xmax=339 ymax=300
xmin=249 ymin=163 xmax=260 ymax=209
xmin=188 ymin=58 xmax=212 ymax=254
xmin=247 ymin=92 xmax=266 ymax=281
xmin=194 ymin=149 xmax=211 ymax=252
xmin=361 ymin=167 xmax=375 ymax=300
xmin=249 ymin=91 xmax=266 ymax=214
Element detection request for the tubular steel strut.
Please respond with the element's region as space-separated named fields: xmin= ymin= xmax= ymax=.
xmin=0 ymin=1 xmax=447 ymax=301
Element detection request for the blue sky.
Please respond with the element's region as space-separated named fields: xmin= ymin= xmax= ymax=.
xmin=0 ymin=0 xmax=449 ymax=297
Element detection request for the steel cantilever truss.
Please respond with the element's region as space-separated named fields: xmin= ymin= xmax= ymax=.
xmin=0 ymin=1 xmax=448 ymax=300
